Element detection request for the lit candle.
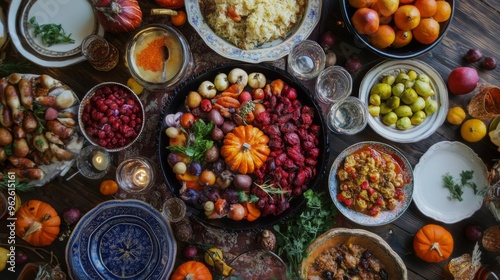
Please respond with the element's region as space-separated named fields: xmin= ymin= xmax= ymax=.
xmin=132 ymin=167 xmax=151 ymax=188
xmin=91 ymin=150 xmax=110 ymax=171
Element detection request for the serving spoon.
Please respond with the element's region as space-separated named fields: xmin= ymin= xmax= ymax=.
xmin=161 ymin=45 xmax=170 ymax=82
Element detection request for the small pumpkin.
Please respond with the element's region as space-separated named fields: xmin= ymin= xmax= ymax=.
xmin=170 ymin=261 xmax=212 ymax=280
xmin=15 ymin=200 xmax=61 ymax=247
xmin=220 ymin=125 xmax=270 ymax=174
xmin=413 ymin=224 xmax=454 ymax=263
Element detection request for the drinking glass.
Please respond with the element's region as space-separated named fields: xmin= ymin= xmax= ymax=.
xmin=81 ymin=35 xmax=119 ymax=71
xmin=287 ymin=40 xmax=326 ymax=80
xmin=162 ymin=197 xmax=186 ymax=223
xmin=116 ymin=157 xmax=156 ymax=194
xmin=74 ymin=145 xmax=112 ymax=179
xmin=467 ymin=84 xmax=500 ymax=120
xmin=315 ymin=66 xmax=353 ymax=104
xmin=327 ymin=96 xmax=368 ymax=134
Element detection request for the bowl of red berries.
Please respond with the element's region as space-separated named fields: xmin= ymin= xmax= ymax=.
xmin=79 ymin=82 xmax=145 ymax=152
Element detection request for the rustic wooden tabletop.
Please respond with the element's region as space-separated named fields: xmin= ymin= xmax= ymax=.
xmin=1 ymin=0 xmax=499 ymax=279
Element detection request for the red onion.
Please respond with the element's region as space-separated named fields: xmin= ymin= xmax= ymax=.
xmin=63 ymin=208 xmax=82 ymax=226
xmin=15 ymin=250 xmax=29 ymax=265
xmin=183 ymin=244 xmax=198 ymax=259
xmin=344 ymin=57 xmax=362 ymax=74
xmin=93 ymin=0 xmax=142 ymax=33
xmin=283 ymin=86 xmax=297 ymax=100
xmin=320 ymin=31 xmax=335 ymax=49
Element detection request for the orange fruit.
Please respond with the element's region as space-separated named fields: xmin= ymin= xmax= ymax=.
xmin=399 ymin=0 xmax=415 ymax=3
xmin=369 ymin=25 xmax=395 ymax=49
xmin=352 ymin=8 xmax=380 ymax=35
xmin=377 ymin=0 xmax=399 ymax=17
xmin=461 ymin=119 xmax=487 ymax=142
xmin=447 ymin=106 xmax=466 ymax=125
xmin=394 ymin=5 xmax=421 ymax=31
xmin=392 ymin=29 xmax=413 ymax=48
xmin=413 ymin=17 xmax=440 ymax=44
xmin=349 ymin=0 xmax=374 ymax=8
xmin=100 ymin=180 xmax=119 ymax=195
xmin=414 ymin=0 xmax=437 ymax=17
xmin=433 ymin=0 xmax=451 ymax=22
xmin=171 ymin=10 xmax=187 ymax=27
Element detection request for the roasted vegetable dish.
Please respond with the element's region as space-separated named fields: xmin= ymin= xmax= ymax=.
xmin=336 ymin=147 xmax=406 ymax=216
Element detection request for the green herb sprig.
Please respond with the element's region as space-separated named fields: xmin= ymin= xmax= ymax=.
xmin=274 ymin=189 xmax=337 ymax=279
xmin=29 ymin=17 xmax=75 ymax=47
xmin=0 ymin=174 xmax=34 ymax=192
xmin=166 ymin=119 xmax=214 ymax=162
xmin=442 ymin=170 xmax=483 ymax=201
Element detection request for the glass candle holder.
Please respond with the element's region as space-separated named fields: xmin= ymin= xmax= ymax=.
xmin=327 ymin=96 xmax=368 ymax=135
xmin=315 ymin=66 xmax=353 ymax=104
xmin=75 ymin=145 xmax=112 ymax=179
xmin=162 ymin=197 xmax=186 ymax=223
xmin=116 ymin=157 xmax=156 ymax=194
xmin=287 ymin=40 xmax=326 ymax=80
xmin=81 ymin=35 xmax=119 ymax=72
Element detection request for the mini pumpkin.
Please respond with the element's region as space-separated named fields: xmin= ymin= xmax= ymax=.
xmin=221 ymin=125 xmax=270 ymax=174
xmin=15 ymin=200 xmax=61 ymax=247
xmin=413 ymin=224 xmax=454 ymax=263
xmin=171 ymin=261 xmax=212 ymax=280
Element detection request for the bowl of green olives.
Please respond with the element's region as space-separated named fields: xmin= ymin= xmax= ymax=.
xmin=359 ymin=59 xmax=448 ymax=143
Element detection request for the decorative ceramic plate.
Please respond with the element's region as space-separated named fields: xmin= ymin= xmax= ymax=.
xmin=359 ymin=59 xmax=448 ymax=143
xmin=65 ymin=200 xmax=176 ymax=280
xmin=185 ymin=0 xmax=321 ymax=63
xmin=413 ymin=141 xmax=488 ymax=223
xmin=328 ymin=142 xmax=414 ymax=226
xmin=8 ymin=0 xmax=105 ymax=67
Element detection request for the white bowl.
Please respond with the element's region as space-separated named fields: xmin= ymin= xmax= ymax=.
xmin=359 ymin=59 xmax=448 ymax=143
xmin=185 ymin=0 xmax=322 ymax=63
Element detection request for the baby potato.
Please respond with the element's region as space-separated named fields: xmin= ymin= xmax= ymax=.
xmin=0 ymin=127 xmax=12 ymax=146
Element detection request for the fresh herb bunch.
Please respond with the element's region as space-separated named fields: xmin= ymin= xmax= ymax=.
xmin=442 ymin=170 xmax=482 ymax=201
xmin=274 ymin=189 xmax=337 ymax=279
xmin=29 ymin=17 xmax=75 ymax=47
xmin=0 ymin=61 xmax=32 ymax=76
xmin=0 ymin=174 xmax=34 ymax=192
xmin=166 ymin=119 xmax=214 ymax=162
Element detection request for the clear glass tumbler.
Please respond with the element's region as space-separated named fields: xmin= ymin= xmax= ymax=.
xmin=81 ymin=35 xmax=119 ymax=71
xmin=162 ymin=197 xmax=186 ymax=223
xmin=327 ymin=96 xmax=368 ymax=135
xmin=116 ymin=157 xmax=156 ymax=194
xmin=287 ymin=40 xmax=326 ymax=80
xmin=315 ymin=66 xmax=353 ymax=104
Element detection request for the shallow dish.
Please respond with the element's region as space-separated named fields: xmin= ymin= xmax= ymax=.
xmin=156 ymin=63 xmax=329 ymax=231
xmin=328 ymin=141 xmax=413 ymax=226
xmin=65 ymin=200 xmax=176 ymax=280
xmin=340 ymin=0 xmax=454 ymax=59
xmin=78 ymin=82 xmax=145 ymax=152
xmin=300 ymin=228 xmax=407 ymax=279
xmin=413 ymin=141 xmax=488 ymax=223
xmin=8 ymin=0 xmax=104 ymax=67
xmin=359 ymin=59 xmax=448 ymax=143
xmin=185 ymin=0 xmax=321 ymax=63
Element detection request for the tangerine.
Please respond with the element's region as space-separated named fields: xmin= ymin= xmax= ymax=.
xmin=461 ymin=119 xmax=487 ymax=142
xmin=352 ymin=7 xmax=380 ymax=35
xmin=394 ymin=5 xmax=421 ymax=31
xmin=377 ymin=0 xmax=399 ymax=17
xmin=414 ymin=0 xmax=437 ymax=17
xmin=399 ymin=0 xmax=415 ymax=3
xmin=433 ymin=0 xmax=451 ymax=22
xmin=369 ymin=25 xmax=396 ymax=49
xmin=100 ymin=180 xmax=119 ymax=196
xmin=392 ymin=29 xmax=413 ymax=48
xmin=413 ymin=17 xmax=440 ymax=44
xmin=349 ymin=0 xmax=374 ymax=8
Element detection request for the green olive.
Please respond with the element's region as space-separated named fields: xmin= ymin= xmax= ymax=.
xmin=380 ymin=103 xmax=393 ymax=115
xmin=414 ymin=80 xmax=435 ymax=98
xmin=392 ymin=83 xmax=405 ymax=97
xmin=395 ymin=73 xmax=410 ymax=84
xmin=401 ymin=88 xmax=418 ymax=104
xmin=411 ymin=111 xmax=427 ymax=125
xmin=382 ymin=75 xmax=396 ymax=85
xmin=386 ymin=96 xmax=400 ymax=109
xmin=394 ymin=105 xmax=413 ymax=118
xmin=396 ymin=117 xmax=412 ymax=130
xmin=417 ymin=74 xmax=431 ymax=83
xmin=370 ymin=83 xmax=392 ymax=100
xmin=382 ymin=112 xmax=398 ymax=125
xmin=369 ymin=94 xmax=381 ymax=106
xmin=409 ymin=96 xmax=426 ymax=112
xmin=368 ymin=105 xmax=381 ymax=117
xmin=424 ymin=99 xmax=438 ymax=115
xmin=408 ymin=70 xmax=418 ymax=80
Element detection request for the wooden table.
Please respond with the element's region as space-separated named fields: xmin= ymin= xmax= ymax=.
xmin=1 ymin=0 xmax=499 ymax=279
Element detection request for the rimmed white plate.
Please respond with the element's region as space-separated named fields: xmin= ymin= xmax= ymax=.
xmin=185 ymin=0 xmax=321 ymax=63
xmin=8 ymin=0 xmax=105 ymax=67
xmin=359 ymin=59 xmax=448 ymax=143
xmin=413 ymin=141 xmax=488 ymax=224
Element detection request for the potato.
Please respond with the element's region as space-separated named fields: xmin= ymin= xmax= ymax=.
xmin=208 ymin=109 xmax=224 ymax=126
xmin=233 ymin=174 xmax=253 ymax=191
xmin=0 ymin=127 xmax=12 ymax=146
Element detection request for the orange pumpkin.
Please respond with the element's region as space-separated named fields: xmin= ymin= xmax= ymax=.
xmin=413 ymin=224 xmax=454 ymax=263
xmin=15 ymin=200 xmax=61 ymax=247
xmin=170 ymin=261 xmax=212 ymax=280
xmin=220 ymin=125 xmax=270 ymax=174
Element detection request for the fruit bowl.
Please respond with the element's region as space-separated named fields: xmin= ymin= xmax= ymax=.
xmin=359 ymin=59 xmax=448 ymax=143
xmin=340 ymin=0 xmax=455 ymax=59
xmin=156 ymin=63 xmax=329 ymax=232
xmin=79 ymin=82 xmax=145 ymax=152
xmin=300 ymin=228 xmax=407 ymax=279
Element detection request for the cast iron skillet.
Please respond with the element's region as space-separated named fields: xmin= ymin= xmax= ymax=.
xmin=156 ymin=63 xmax=330 ymax=232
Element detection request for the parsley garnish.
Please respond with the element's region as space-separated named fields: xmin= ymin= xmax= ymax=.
xmin=274 ymin=190 xmax=337 ymax=279
xmin=442 ymin=170 xmax=482 ymax=201
xmin=29 ymin=17 xmax=75 ymax=47
xmin=166 ymin=120 xmax=214 ymax=162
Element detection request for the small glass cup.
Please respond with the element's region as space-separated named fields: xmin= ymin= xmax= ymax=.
xmin=81 ymin=35 xmax=119 ymax=71
xmin=287 ymin=40 xmax=326 ymax=80
xmin=116 ymin=157 xmax=156 ymax=194
xmin=467 ymin=84 xmax=500 ymax=120
xmin=75 ymin=145 xmax=112 ymax=179
xmin=162 ymin=197 xmax=186 ymax=223
xmin=315 ymin=66 xmax=353 ymax=104
xmin=327 ymin=96 xmax=368 ymax=135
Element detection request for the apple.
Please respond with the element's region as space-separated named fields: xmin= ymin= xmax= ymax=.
xmin=214 ymin=73 xmax=229 ymax=91
xmin=238 ymin=91 xmax=252 ymax=103
xmin=248 ymin=72 xmax=266 ymax=89
xmin=228 ymin=68 xmax=248 ymax=86
xmin=252 ymin=88 xmax=265 ymax=100
xmin=198 ymin=80 xmax=217 ymax=98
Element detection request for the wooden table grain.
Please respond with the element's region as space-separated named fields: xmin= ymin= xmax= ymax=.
xmin=1 ymin=0 xmax=499 ymax=279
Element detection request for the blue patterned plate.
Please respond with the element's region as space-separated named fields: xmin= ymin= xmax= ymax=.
xmin=328 ymin=141 xmax=414 ymax=226
xmin=65 ymin=200 xmax=176 ymax=280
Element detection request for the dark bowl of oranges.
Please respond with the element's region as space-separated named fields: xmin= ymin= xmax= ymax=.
xmin=340 ymin=0 xmax=454 ymax=59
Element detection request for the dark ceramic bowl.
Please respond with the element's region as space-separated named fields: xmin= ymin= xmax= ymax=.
xmin=339 ymin=0 xmax=455 ymax=59
xmin=156 ymin=63 xmax=329 ymax=232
